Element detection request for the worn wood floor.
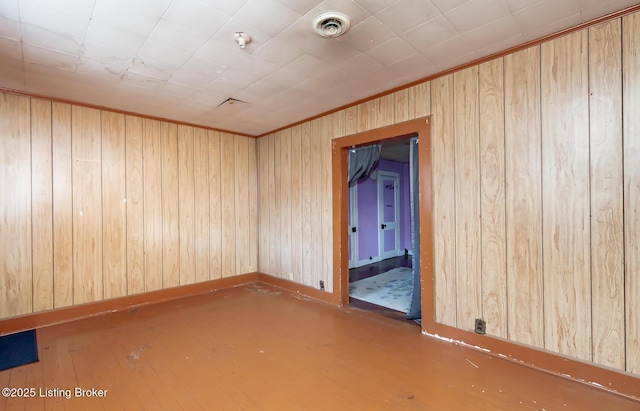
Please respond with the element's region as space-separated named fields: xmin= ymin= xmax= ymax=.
xmin=1 ymin=283 xmax=638 ymax=410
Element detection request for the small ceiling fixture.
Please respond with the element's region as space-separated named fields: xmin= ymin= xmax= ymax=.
xmin=312 ymin=12 xmax=351 ymax=38
xmin=233 ymin=32 xmax=252 ymax=49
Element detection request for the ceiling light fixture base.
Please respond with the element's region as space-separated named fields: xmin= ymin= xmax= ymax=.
xmin=233 ymin=32 xmax=252 ymax=49
xmin=312 ymin=12 xmax=351 ymax=38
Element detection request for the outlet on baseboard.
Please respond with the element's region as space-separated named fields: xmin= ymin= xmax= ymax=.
xmin=475 ymin=318 xmax=486 ymax=335
xmin=319 ymin=280 xmax=325 ymax=291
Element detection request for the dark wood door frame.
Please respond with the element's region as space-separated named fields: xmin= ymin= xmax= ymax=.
xmin=331 ymin=117 xmax=434 ymax=330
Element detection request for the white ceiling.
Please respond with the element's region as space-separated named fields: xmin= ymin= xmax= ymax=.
xmin=1 ymin=0 xmax=638 ymax=136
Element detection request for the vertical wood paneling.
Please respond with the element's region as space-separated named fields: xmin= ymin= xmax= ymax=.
xmin=220 ymin=133 xmax=236 ymax=277
xmin=268 ymin=134 xmax=279 ymax=277
xmin=310 ymin=119 xmax=323 ymax=288
xmin=290 ymin=126 xmax=303 ymax=281
xmin=431 ymin=74 xmax=457 ymax=327
xmin=324 ymin=113 xmax=342 ymax=291
xmin=478 ymin=58 xmax=507 ymax=338
xmin=541 ymin=31 xmax=591 ymax=360
xmin=52 ymin=102 xmax=73 ymax=308
xmin=208 ymin=130 xmax=222 ymax=280
xmin=0 ymin=93 xmax=32 ymax=317
xmin=453 ymin=66 xmax=482 ymax=331
xmin=300 ymin=123 xmax=312 ymax=286
xmin=344 ymin=106 xmax=358 ymax=136
xmin=504 ymin=46 xmax=544 ymax=349
xmin=379 ymin=94 xmax=395 ymax=127
xmin=279 ymin=129 xmax=292 ymax=280
xmin=589 ymin=19 xmax=625 ymax=370
xmin=143 ymin=119 xmax=163 ymax=292
xmin=393 ymin=89 xmax=409 ymax=123
xmin=126 ymin=116 xmax=145 ymax=294
xmin=257 ymin=136 xmax=269 ymax=274
xmin=410 ymin=81 xmax=431 ymax=119
xmin=194 ymin=128 xmax=210 ymax=283
xmin=234 ymin=136 xmax=250 ymax=274
xmin=72 ymin=106 xmax=102 ymax=304
xmin=31 ymin=98 xmax=54 ymax=312
xmin=161 ymin=123 xmax=179 ymax=288
xmin=357 ymin=100 xmax=376 ymax=132
xmin=623 ymin=11 xmax=640 ymax=374
xmin=102 ymin=112 xmax=127 ymax=299
xmin=178 ymin=125 xmax=195 ymax=285
xmin=248 ymin=138 xmax=258 ymax=273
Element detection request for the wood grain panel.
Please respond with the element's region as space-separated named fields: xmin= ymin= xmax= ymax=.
xmin=321 ymin=115 xmax=334 ymax=291
xmin=71 ymin=106 xmax=102 ymax=304
xmin=279 ymin=129 xmax=292 ymax=280
xmin=431 ymin=74 xmax=457 ymax=327
xmin=161 ymin=122 xmax=180 ymax=288
xmin=102 ymin=111 xmax=127 ymax=299
xmin=541 ymin=31 xmax=591 ymax=361
xmin=256 ymin=136 xmax=269 ymax=274
xmin=208 ymin=130 xmax=222 ymax=280
xmin=357 ymin=100 xmax=377 ymax=133
xmin=504 ymin=46 xmax=544 ymax=349
xmin=344 ymin=106 xmax=358 ymax=136
xmin=234 ymin=136 xmax=250 ymax=275
xmin=194 ymin=128 xmax=209 ymax=283
xmin=126 ymin=115 xmax=145 ymax=294
xmin=52 ymin=102 xmax=73 ymax=308
xmin=300 ymin=123 xmax=312 ymax=286
xmin=453 ymin=66 xmax=482 ymax=331
xmin=248 ymin=138 xmax=258 ymax=273
xmin=289 ymin=126 xmax=303 ymax=282
xmin=588 ymin=18 xmax=625 ymax=370
xmin=310 ymin=119 xmax=323 ymax=289
xmin=379 ymin=94 xmax=395 ymax=127
xmin=0 ymin=93 xmax=32 ymax=317
xmin=409 ymin=81 xmax=431 ymax=119
xmin=31 ymin=98 xmax=54 ymax=312
xmin=393 ymin=89 xmax=409 ymax=123
xmin=178 ymin=125 xmax=195 ymax=285
xmin=143 ymin=119 xmax=163 ymax=292
xmin=478 ymin=58 xmax=507 ymax=338
xmin=220 ymin=133 xmax=236 ymax=277
xmin=267 ymin=134 xmax=278 ymax=277
xmin=623 ymin=11 xmax=640 ymax=375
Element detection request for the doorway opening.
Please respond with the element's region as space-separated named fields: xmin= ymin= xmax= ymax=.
xmin=331 ymin=117 xmax=433 ymax=328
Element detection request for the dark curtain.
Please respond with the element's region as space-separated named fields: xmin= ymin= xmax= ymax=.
xmin=406 ymin=137 xmax=421 ymax=320
xmin=348 ymin=145 xmax=381 ymax=184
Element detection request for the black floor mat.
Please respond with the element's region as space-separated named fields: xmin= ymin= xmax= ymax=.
xmin=0 ymin=330 xmax=39 ymax=371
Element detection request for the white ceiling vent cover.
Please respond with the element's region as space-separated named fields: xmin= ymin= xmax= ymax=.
xmin=312 ymin=12 xmax=351 ymax=38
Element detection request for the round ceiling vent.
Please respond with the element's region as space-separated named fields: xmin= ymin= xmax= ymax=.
xmin=312 ymin=12 xmax=351 ymax=38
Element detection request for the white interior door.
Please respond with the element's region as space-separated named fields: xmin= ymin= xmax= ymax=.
xmin=377 ymin=171 xmax=400 ymax=261
xmin=348 ymin=184 xmax=358 ymax=269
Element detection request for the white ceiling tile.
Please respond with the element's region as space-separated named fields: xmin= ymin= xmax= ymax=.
xmin=0 ymin=0 xmax=19 ymax=19
xmin=421 ymin=35 xmax=473 ymax=62
xmin=305 ymin=0 xmax=370 ymax=25
xmin=284 ymin=54 xmax=333 ymax=78
xmin=0 ymin=15 xmax=21 ymax=39
xmin=462 ymin=15 xmax=521 ymax=49
xmin=120 ymin=71 xmax=165 ymax=90
xmin=366 ymin=37 xmax=418 ymax=66
xmin=234 ymin=79 xmax=284 ymax=101
xmin=21 ymin=23 xmax=82 ymax=55
xmin=234 ymin=0 xmax=302 ymax=36
xmin=0 ymin=63 xmax=25 ymax=89
xmin=163 ymin=0 xmax=231 ymax=37
xmin=521 ymin=12 xmax=582 ymax=41
xmin=85 ymin=20 xmax=147 ymax=55
xmin=91 ymin=0 xmax=165 ymax=37
xmin=388 ymin=53 xmax=437 ymax=82
xmin=150 ymin=19 xmax=210 ymax=55
xmin=513 ymin=0 xmax=581 ymax=30
xmin=504 ymin=0 xmax=544 ymax=12
xmin=273 ymin=0 xmax=320 ymax=15
xmin=233 ymin=56 xmax=280 ymax=79
xmin=137 ymin=40 xmax=192 ymax=71
xmin=362 ymin=66 xmax=406 ymax=89
xmin=191 ymin=86 xmax=236 ymax=106
xmin=402 ymin=16 xmax=458 ymax=52
xmin=579 ymin=0 xmax=640 ymax=22
xmin=252 ymin=38 xmax=304 ymax=66
xmin=76 ymin=57 xmax=127 ymax=80
xmin=444 ymin=0 xmax=510 ymax=33
xmin=308 ymin=42 xmax=360 ymax=65
xmin=340 ymin=16 xmax=396 ymax=52
xmin=336 ymin=52 xmax=383 ymax=75
xmin=198 ymin=0 xmax=250 ymax=16
xmin=195 ymin=39 xmax=248 ymax=68
xmin=353 ymin=0 xmax=396 ymax=14
xmin=23 ymin=43 xmax=78 ymax=71
xmin=262 ymin=67 xmax=307 ymax=87
xmin=475 ymin=33 xmax=524 ymax=57
xmin=375 ymin=0 xmax=441 ymax=34
xmin=169 ymin=57 xmax=222 ymax=89
xmin=276 ymin=18 xmax=326 ymax=53
xmin=0 ymin=36 xmax=21 ymax=59
xmin=19 ymin=0 xmax=89 ymax=40
xmin=216 ymin=66 xmax=262 ymax=87
xmin=430 ymin=0 xmax=470 ymax=14
xmin=128 ymin=57 xmax=174 ymax=81
xmin=209 ymin=16 xmax=271 ymax=52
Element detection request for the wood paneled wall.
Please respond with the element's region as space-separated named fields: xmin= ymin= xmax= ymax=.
xmin=0 ymin=94 xmax=257 ymax=319
xmin=257 ymin=13 xmax=640 ymax=375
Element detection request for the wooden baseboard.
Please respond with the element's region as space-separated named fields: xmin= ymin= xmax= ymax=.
xmin=257 ymin=273 xmax=338 ymax=305
xmin=0 ymin=273 xmax=259 ymax=336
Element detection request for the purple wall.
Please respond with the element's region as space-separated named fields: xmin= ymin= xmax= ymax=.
xmin=352 ymin=159 xmax=411 ymax=263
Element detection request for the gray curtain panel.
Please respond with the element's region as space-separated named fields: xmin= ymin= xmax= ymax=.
xmin=407 ymin=136 xmax=421 ymax=320
xmin=348 ymin=145 xmax=381 ymax=184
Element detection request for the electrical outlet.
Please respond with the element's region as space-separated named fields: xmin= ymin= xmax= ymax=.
xmin=319 ymin=280 xmax=325 ymax=291
xmin=475 ymin=318 xmax=486 ymax=335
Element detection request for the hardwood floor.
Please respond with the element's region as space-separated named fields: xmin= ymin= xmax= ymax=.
xmin=1 ymin=283 xmax=638 ymax=410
